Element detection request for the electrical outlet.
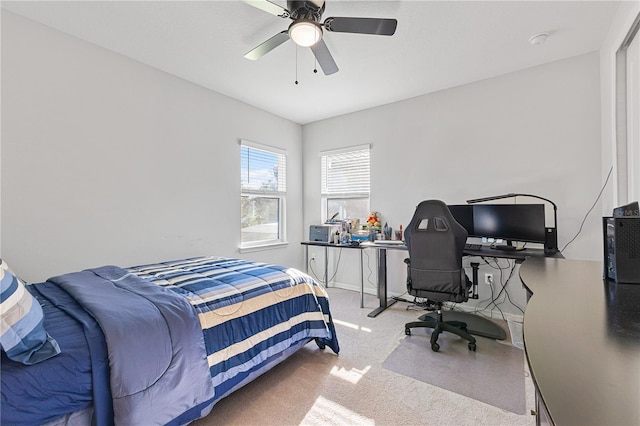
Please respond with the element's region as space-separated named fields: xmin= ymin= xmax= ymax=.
xmin=484 ymin=273 xmax=493 ymax=285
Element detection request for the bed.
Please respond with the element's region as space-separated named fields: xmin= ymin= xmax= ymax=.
xmin=1 ymin=256 xmax=339 ymax=425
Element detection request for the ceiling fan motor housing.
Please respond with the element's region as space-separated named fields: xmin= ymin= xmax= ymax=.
xmin=288 ymin=0 xmax=325 ymax=21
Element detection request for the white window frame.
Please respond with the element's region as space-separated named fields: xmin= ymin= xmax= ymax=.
xmin=240 ymin=139 xmax=287 ymax=251
xmin=625 ymin=18 xmax=640 ymax=202
xmin=320 ymin=144 xmax=371 ymax=222
xmin=615 ymin=13 xmax=640 ymax=204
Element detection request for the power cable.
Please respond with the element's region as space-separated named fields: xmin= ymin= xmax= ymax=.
xmin=561 ymin=165 xmax=613 ymax=253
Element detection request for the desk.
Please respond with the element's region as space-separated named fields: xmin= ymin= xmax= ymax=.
xmin=301 ymin=241 xmax=408 ymax=316
xmin=301 ymin=241 xmax=559 ymax=317
xmin=301 ymin=241 xmax=367 ymax=309
xmin=362 ymin=242 xmax=407 ymax=317
xmin=520 ymin=258 xmax=640 ymax=426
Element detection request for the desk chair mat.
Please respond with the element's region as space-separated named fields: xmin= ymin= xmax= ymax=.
xmin=420 ymin=311 xmax=507 ymax=340
xmin=383 ymin=333 xmax=526 ymax=414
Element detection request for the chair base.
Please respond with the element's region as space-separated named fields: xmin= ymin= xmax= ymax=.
xmin=419 ymin=311 xmax=507 ymax=340
xmin=405 ymin=312 xmax=477 ymax=352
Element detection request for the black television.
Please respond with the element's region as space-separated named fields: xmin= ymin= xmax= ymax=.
xmin=448 ymin=204 xmax=546 ymax=244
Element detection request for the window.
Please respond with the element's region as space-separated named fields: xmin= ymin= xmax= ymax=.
xmin=625 ymin=19 xmax=640 ymax=202
xmin=240 ymin=140 xmax=287 ymax=248
xmin=321 ymin=145 xmax=370 ymax=222
xmin=616 ymin=14 xmax=640 ymax=203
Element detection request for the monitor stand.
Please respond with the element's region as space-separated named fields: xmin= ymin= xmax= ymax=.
xmin=494 ymin=239 xmax=517 ymax=252
xmin=419 ymin=311 xmax=507 ymax=340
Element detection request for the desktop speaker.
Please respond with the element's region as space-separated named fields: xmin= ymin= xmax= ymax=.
xmin=603 ymin=217 xmax=640 ymax=284
xmin=544 ymin=227 xmax=558 ymax=254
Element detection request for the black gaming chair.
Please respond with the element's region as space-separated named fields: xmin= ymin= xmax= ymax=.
xmin=403 ymin=200 xmax=477 ymax=352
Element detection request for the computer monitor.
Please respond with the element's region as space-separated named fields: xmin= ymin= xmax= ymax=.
xmin=473 ymin=204 xmax=546 ymax=243
xmin=447 ymin=205 xmax=474 ymax=236
xmin=448 ymin=204 xmax=546 ymax=244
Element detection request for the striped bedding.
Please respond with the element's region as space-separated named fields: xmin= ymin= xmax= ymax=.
xmin=128 ymin=256 xmax=340 ymax=403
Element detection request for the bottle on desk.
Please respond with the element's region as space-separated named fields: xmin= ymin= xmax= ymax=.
xmin=383 ymin=223 xmax=392 ymax=240
xmin=394 ymin=225 xmax=403 ymax=241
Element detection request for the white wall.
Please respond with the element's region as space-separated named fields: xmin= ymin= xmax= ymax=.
xmin=600 ymin=2 xmax=640 ymax=213
xmin=302 ymin=52 xmax=602 ymax=318
xmin=1 ymin=12 xmax=303 ymax=283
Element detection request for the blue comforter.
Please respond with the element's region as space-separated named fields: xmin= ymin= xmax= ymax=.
xmin=50 ymin=266 xmax=216 ymax=425
xmin=1 ymin=282 xmax=112 ymax=426
xmin=2 ymin=258 xmax=339 ymax=425
xmin=128 ymin=256 xmax=340 ymax=404
xmin=2 ymin=266 xmax=215 ymax=426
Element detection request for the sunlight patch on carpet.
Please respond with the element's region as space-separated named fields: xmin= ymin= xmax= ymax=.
xmin=301 ymin=396 xmax=374 ymax=426
xmin=330 ymin=364 xmax=371 ymax=384
xmin=333 ymin=318 xmax=372 ymax=332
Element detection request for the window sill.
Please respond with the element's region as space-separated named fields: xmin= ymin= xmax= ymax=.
xmin=238 ymin=241 xmax=289 ymax=253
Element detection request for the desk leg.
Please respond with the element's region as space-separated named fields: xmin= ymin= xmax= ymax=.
xmin=367 ymin=248 xmax=397 ymax=317
xmin=304 ymin=245 xmax=309 ymax=274
xmin=360 ymin=249 xmax=364 ymax=308
xmin=470 ymin=262 xmax=479 ymax=299
xmin=324 ymin=246 xmax=329 ymax=288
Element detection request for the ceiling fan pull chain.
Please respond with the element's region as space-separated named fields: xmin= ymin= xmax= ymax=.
xmin=295 ymin=45 xmax=299 ymax=85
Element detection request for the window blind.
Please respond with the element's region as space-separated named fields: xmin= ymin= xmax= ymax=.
xmin=321 ymin=145 xmax=370 ymax=196
xmin=241 ymin=143 xmax=286 ymax=195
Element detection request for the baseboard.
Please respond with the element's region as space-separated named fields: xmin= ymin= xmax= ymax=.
xmin=327 ymin=282 xmax=524 ymax=323
xmin=330 ymin=281 xmax=378 ymax=296
xmin=447 ymin=303 xmax=524 ymax=323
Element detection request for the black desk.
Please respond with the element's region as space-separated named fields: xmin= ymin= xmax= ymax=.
xmin=301 ymin=241 xmax=367 ymax=309
xmin=301 ymin=241 xmax=405 ymax=315
xmin=463 ymin=246 xmax=554 ymax=262
xmin=520 ymin=258 xmax=640 ymax=425
xmin=302 ymin=241 xmax=559 ymax=317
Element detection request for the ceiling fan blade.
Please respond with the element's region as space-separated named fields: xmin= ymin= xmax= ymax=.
xmin=310 ymin=39 xmax=338 ymax=75
xmin=244 ymin=31 xmax=290 ymax=60
xmin=324 ymin=17 xmax=397 ymax=36
xmin=243 ymin=0 xmax=290 ymax=19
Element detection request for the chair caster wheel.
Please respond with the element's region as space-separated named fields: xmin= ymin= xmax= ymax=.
xmin=431 ymin=343 xmax=440 ymax=352
xmin=468 ymin=343 xmax=477 ymax=351
xmin=405 ymin=328 xmax=411 ymax=336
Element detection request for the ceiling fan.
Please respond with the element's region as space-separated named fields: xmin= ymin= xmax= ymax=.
xmin=243 ymin=0 xmax=398 ymax=75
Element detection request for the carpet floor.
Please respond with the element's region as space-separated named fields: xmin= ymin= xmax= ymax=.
xmin=193 ymin=288 xmax=536 ymax=426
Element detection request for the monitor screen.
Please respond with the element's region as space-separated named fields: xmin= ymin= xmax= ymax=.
xmin=447 ymin=205 xmax=474 ymax=235
xmin=473 ymin=204 xmax=545 ymax=243
xmin=448 ymin=204 xmax=546 ymax=243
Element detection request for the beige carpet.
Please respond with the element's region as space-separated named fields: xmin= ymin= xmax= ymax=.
xmin=193 ymin=288 xmax=536 ymax=426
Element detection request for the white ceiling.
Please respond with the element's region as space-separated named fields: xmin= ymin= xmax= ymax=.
xmin=2 ymin=0 xmax=621 ymax=124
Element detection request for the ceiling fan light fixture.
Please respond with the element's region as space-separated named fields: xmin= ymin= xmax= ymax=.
xmin=289 ymin=19 xmax=322 ymax=47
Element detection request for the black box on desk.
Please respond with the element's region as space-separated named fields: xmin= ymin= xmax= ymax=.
xmin=603 ymin=217 xmax=640 ymax=284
